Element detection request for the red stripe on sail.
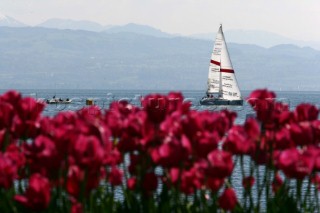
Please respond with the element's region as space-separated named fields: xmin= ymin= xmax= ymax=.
xmin=220 ymin=69 xmax=234 ymax=73
xmin=210 ymin=60 xmax=220 ymax=66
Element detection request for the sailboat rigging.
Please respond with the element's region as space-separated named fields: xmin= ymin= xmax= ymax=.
xmin=200 ymin=24 xmax=243 ymax=106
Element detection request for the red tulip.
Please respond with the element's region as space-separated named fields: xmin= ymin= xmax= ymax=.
xmin=314 ymin=152 xmax=320 ymax=171
xmin=23 ymin=135 xmax=58 ymax=175
xmin=151 ymin=135 xmax=191 ymax=168
xmin=123 ymin=111 xmax=147 ymax=138
xmin=109 ymin=166 xmax=123 ymax=186
xmin=71 ymin=135 xmax=104 ymax=168
xmin=179 ymin=168 xmax=202 ymax=194
xmin=312 ymin=120 xmax=320 ymax=144
xmin=160 ymin=111 xmax=184 ymax=137
xmin=13 ymin=97 xmax=45 ymax=138
xmin=71 ymin=202 xmax=83 ymax=213
xmin=104 ymin=147 xmax=122 ymax=166
xmin=247 ymin=89 xmax=276 ymax=123
xmin=66 ymin=165 xmax=84 ymax=197
xmin=294 ymin=103 xmax=319 ymax=122
xmin=194 ymin=131 xmax=219 ymax=158
xmin=167 ymin=92 xmax=184 ymax=113
xmin=0 ymin=153 xmax=18 ymax=189
xmin=290 ymin=122 xmax=314 ymax=146
xmin=16 ymin=97 xmax=44 ymax=122
xmin=272 ymin=173 xmax=283 ymax=193
xmin=14 ymin=173 xmax=51 ymax=211
xmin=127 ymin=177 xmax=137 ymax=190
xmin=0 ymin=90 xmax=21 ymax=106
xmin=272 ymin=102 xmax=292 ymax=128
xmin=207 ymin=177 xmax=224 ymax=192
xmin=244 ymin=118 xmax=260 ymax=139
xmin=277 ymin=148 xmax=314 ymax=179
xmin=0 ymin=129 xmax=5 ymax=149
xmin=169 ymin=167 xmax=180 ymax=184
xmin=141 ymin=94 xmax=168 ymax=124
xmin=242 ymin=176 xmax=255 ymax=189
xmin=207 ymin=150 xmax=234 ymax=179
xmin=311 ymin=174 xmax=320 ymax=190
xmin=0 ymin=102 xmax=14 ymax=129
xmin=247 ymin=89 xmax=276 ymax=105
xmin=118 ymin=133 xmax=139 ymax=152
xmin=4 ymin=144 xmax=25 ymax=170
xmin=223 ymin=125 xmax=254 ymax=155
xmin=218 ymin=188 xmax=238 ymax=211
xmin=104 ymin=112 xmax=122 ymax=137
xmin=274 ymin=128 xmax=294 ymax=150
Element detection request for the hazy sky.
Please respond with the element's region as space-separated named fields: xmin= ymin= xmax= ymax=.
xmin=1 ymin=0 xmax=320 ymax=41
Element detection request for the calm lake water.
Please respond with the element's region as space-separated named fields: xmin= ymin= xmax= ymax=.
xmin=3 ymin=89 xmax=320 ymax=122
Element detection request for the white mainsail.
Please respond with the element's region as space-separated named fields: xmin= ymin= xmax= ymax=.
xmin=206 ymin=25 xmax=242 ymax=100
xmin=207 ymin=27 xmax=223 ymax=94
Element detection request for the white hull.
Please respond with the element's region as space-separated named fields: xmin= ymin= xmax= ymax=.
xmin=46 ymin=99 xmax=72 ymax=104
xmin=200 ymin=98 xmax=243 ymax=106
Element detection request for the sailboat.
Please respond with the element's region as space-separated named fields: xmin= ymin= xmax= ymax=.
xmin=200 ymin=24 xmax=243 ymax=106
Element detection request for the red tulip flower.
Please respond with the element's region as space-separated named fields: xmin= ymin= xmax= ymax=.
xmin=218 ymin=188 xmax=238 ymax=211
xmin=242 ymin=176 xmax=255 ymax=189
xmin=207 ymin=150 xmax=234 ymax=179
xmin=14 ymin=173 xmax=51 ymax=211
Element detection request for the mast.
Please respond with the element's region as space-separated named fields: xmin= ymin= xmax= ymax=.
xmin=218 ymin=57 xmax=222 ymax=98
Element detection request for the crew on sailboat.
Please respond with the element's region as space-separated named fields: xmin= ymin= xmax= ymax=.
xmin=205 ymin=93 xmax=214 ymax=99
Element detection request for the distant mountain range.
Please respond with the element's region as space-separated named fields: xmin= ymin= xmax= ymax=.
xmin=38 ymin=20 xmax=174 ymax=38
xmin=0 ymin=12 xmax=319 ymax=50
xmin=37 ymin=19 xmax=320 ymax=49
xmin=104 ymin=23 xmax=174 ymax=38
xmin=0 ymin=26 xmax=319 ymax=91
xmin=0 ymin=13 xmax=26 ymax=27
xmin=191 ymin=30 xmax=320 ymax=50
xmin=37 ymin=18 xmax=110 ymax=32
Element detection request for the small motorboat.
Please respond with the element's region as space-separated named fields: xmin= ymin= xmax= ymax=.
xmin=46 ymin=97 xmax=72 ymax=104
